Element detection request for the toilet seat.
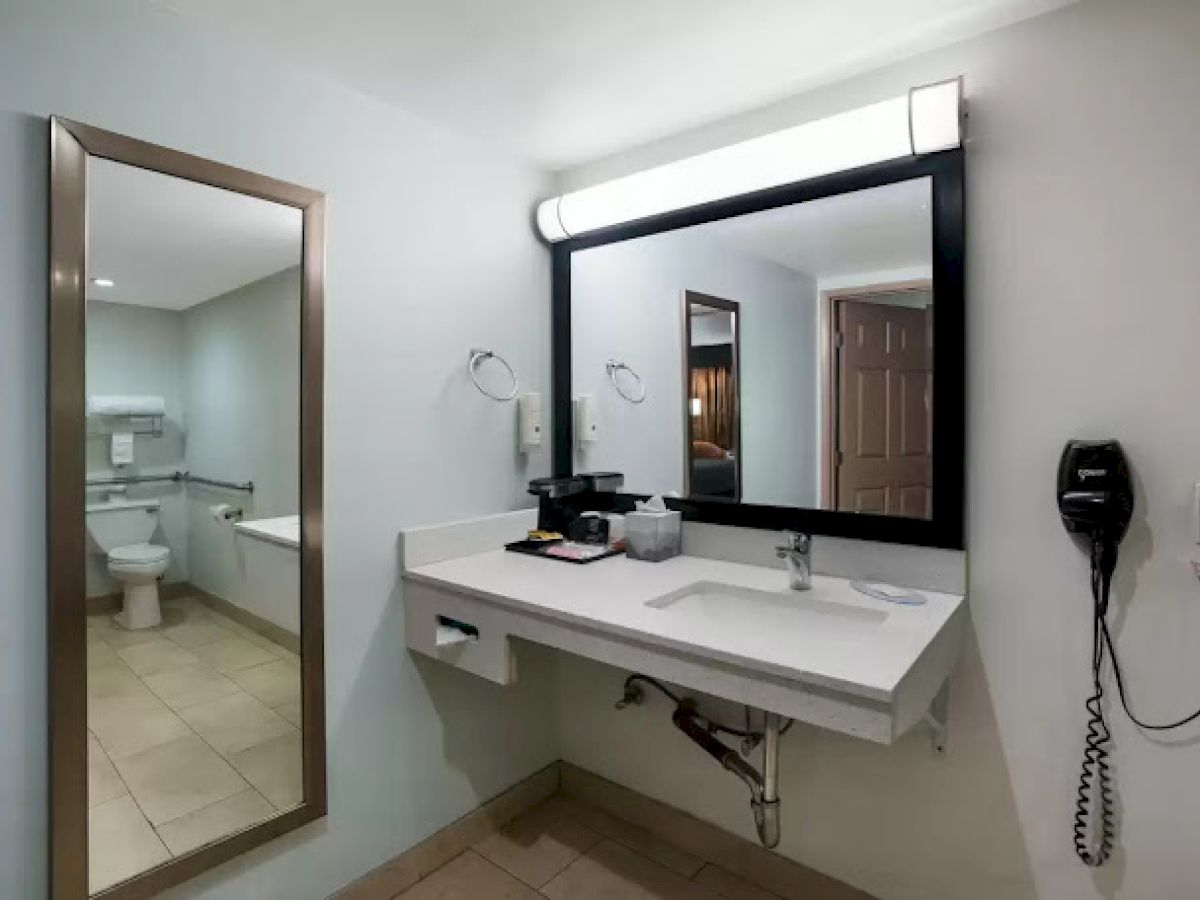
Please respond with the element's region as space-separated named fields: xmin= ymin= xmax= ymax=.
xmin=108 ymin=542 xmax=170 ymax=566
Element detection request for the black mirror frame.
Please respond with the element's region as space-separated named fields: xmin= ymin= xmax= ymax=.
xmin=551 ymin=149 xmax=965 ymax=550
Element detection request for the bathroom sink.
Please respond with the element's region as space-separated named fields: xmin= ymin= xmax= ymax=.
xmin=646 ymin=580 xmax=888 ymax=635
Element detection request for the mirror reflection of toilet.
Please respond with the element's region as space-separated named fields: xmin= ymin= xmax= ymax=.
xmin=85 ymin=497 xmax=171 ymax=629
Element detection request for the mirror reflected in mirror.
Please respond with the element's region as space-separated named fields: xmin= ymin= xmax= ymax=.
xmin=685 ymin=293 xmax=741 ymax=501
xmin=572 ymin=176 xmax=934 ymax=519
xmin=84 ymin=157 xmax=304 ymax=894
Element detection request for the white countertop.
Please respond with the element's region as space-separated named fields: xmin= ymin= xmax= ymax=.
xmin=404 ymin=551 xmax=964 ymax=702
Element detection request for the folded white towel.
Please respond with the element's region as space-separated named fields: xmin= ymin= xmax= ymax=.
xmin=87 ymin=395 xmax=166 ymax=417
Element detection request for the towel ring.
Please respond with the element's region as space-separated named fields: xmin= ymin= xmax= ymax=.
xmin=468 ymin=348 xmax=519 ymax=402
xmin=606 ymin=359 xmax=646 ymax=404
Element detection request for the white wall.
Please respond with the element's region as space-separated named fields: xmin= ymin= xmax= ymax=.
xmin=84 ymin=300 xmax=190 ymax=593
xmin=572 ymin=228 xmax=817 ymax=506
xmin=0 ymin=1 xmax=556 ymax=898
xmin=184 ymin=266 xmax=301 ymax=629
xmin=184 ymin=266 xmax=301 ymax=521
xmin=556 ymin=2 xmax=1200 ymax=899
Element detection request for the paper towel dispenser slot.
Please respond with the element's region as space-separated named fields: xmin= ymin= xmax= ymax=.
xmin=436 ymin=615 xmax=480 ymax=647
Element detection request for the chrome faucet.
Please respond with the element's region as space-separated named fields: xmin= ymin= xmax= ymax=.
xmin=775 ymin=531 xmax=812 ymax=591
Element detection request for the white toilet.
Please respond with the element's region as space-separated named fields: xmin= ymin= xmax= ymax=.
xmin=86 ymin=497 xmax=171 ymax=630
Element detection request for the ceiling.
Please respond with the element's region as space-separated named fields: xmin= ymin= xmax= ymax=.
xmin=87 ymin=157 xmax=302 ymax=310
xmin=699 ymin=177 xmax=931 ymax=280
xmin=156 ymin=0 xmax=1074 ymax=170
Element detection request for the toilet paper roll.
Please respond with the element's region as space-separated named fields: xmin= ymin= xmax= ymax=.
xmin=209 ymin=503 xmax=237 ymax=523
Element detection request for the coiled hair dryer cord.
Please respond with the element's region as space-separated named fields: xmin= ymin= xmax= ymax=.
xmin=1073 ymin=540 xmax=1116 ymax=866
xmin=1074 ymin=538 xmax=1200 ymax=866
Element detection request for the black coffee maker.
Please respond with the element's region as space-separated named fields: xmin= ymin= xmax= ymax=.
xmin=527 ymin=472 xmax=624 ymax=534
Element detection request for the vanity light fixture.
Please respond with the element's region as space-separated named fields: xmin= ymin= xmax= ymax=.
xmin=536 ymin=77 xmax=963 ymax=242
xmin=90 ymin=277 xmax=115 ymax=287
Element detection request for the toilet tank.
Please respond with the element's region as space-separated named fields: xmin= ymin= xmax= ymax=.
xmin=86 ymin=498 xmax=160 ymax=551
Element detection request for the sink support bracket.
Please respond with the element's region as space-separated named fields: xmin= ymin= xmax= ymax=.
xmin=923 ymin=682 xmax=951 ymax=754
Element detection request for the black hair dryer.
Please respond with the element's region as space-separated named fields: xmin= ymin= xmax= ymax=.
xmin=1057 ymin=439 xmax=1134 ymax=593
xmin=1059 ymin=439 xmax=1200 ymax=868
xmin=1057 ymin=439 xmax=1134 ymax=868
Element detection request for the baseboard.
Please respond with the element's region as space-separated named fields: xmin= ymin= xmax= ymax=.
xmin=186 ymin=583 xmax=301 ymax=654
xmin=331 ymin=762 xmax=561 ymax=899
xmin=559 ymin=762 xmax=875 ymax=900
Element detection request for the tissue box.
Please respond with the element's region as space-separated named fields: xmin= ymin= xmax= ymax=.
xmin=625 ymin=509 xmax=682 ymax=562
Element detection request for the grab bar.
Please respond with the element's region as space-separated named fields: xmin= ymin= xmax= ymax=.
xmin=185 ymin=473 xmax=255 ymax=493
xmin=85 ymin=470 xmax=254 ymax=493
xmin=86 ymin=472 xmax=183 ymax=488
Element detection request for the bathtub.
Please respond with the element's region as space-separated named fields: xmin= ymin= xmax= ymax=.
xmin=235 ymin=515 xmax=300 ymax=549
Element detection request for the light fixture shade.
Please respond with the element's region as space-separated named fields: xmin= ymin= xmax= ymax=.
xmin=536 ymin=78 xmax=963 ymax=243
xmin=535 ymin=200 xmax=569 ymax=242
xmin=910 ymin=77 xmax=963 ymax=154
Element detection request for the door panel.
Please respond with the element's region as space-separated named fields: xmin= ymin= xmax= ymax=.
xmin=855 ymin=368 xmax=888 ymax=457
xmin=899 ymin=371 xmax=932 ymax=456
xmin=836 ymin=297 xmax=933 ymax=518
xmin=854 ymin=487 xmax=887 ymax=514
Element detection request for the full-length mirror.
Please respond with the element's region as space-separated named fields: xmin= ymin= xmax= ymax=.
xmin=684 ymin=292 xmax=741 ymax=501
xmin=562 ymin=154 xmax=963 ymax=547
xmin=50 ymin=120 xmax=325 ymax=900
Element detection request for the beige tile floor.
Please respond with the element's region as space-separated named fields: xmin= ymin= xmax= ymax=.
xmin=394 ymin=795 xmax=783 ymax=900
xmin=86 ymin=594 xmax=302 ymax=894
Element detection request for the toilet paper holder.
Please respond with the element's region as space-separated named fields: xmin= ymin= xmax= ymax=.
xmin=209 ymin=503 xmax=244 ymax=523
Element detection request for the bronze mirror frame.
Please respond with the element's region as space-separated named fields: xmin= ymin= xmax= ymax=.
xmin=48 ymin=117 xmax=326 ymax=900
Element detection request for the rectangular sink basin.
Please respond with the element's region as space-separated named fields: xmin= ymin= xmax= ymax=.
xmin=646 ymin=580 xmax=888 ymax=634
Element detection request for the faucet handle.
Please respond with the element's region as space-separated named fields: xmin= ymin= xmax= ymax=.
xmin=776 ymin=530 xmax=811 ymax=552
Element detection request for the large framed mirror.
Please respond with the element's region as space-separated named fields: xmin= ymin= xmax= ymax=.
xmin=49 ymin=119 xmax=325 ymax=899
xmin=556 ymin=151 xmax=963 ymax=548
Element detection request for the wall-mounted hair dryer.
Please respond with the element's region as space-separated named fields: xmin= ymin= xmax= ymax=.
xmin=1058 ymin=439 xmax=1200 ymax=868
xmin=1058 ymin=440 xmax=1134 ymax=608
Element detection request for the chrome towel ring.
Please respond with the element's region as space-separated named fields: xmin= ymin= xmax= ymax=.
xmin=468 ymin=348 xmax=519 ymax=401
xmin=606 ymin=359 xmax=646 ymax=404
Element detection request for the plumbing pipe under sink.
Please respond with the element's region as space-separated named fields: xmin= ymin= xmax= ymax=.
xmin=620 ymin=673 xmax=784 ymax=848
xmin=672 ymin=704 xmax=782 ymax=848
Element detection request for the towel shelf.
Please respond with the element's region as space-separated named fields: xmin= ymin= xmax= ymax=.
xmin=86 ymin=413 xmax=164 ymax=438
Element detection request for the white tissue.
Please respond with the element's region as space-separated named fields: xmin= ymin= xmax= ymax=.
xmin=110 ymin=431 xmax=134 ymax=466
xmin=635 ymin=494 xmax=668 ymax=512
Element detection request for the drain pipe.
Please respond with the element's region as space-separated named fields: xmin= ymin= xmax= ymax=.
xmin=758 ymin=712 xmax=781 ymax=848
xmin=671 ymin=705 xmax=782 ymax=848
